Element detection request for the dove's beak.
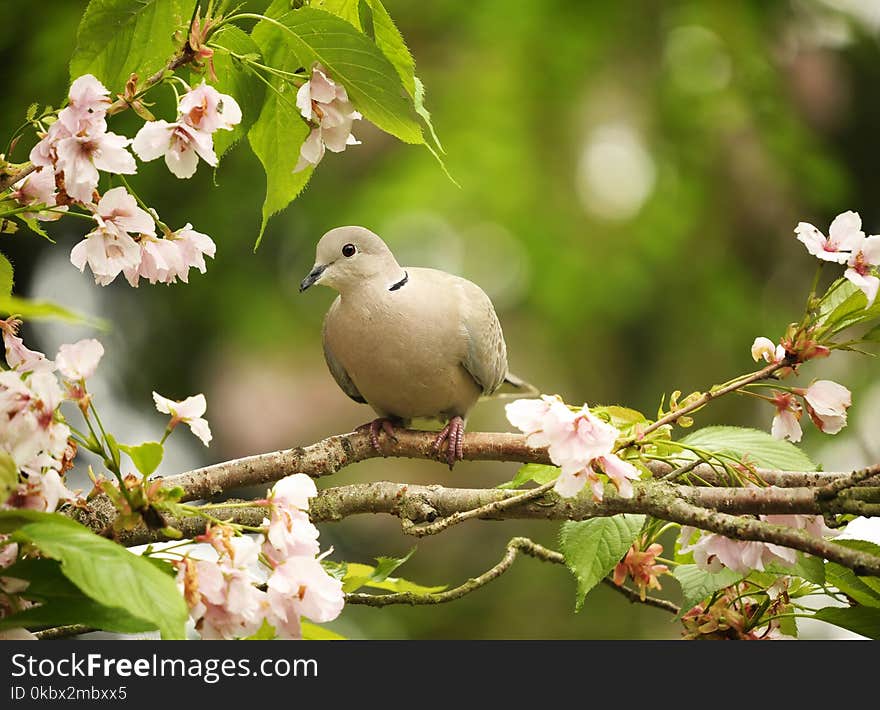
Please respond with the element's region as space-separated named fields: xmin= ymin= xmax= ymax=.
xmin=299 ymin=264 xmax=326 ymax=292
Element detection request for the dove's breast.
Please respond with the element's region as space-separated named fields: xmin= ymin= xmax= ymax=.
xmin=323 ymin=269 xmax=483 ymax=421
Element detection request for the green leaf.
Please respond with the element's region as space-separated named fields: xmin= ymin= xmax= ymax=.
xmin=69 ymin=0 xmax=190 ymax=92
xmin=317 ymin=0 xmax=415 ymax=96
xmin=119 ymin=441 xmax=164 ymax=477
xmin=301 ymin=620 xmax=346 ymax=640
xmin=497 ymin=463 xmax=559 ymax=490
xmin=0 ymin=559 xmax=157 ymax=634
xmin=10 ymin=513 xmax=188 ymax=639
xmin=255 ymin=4 xmax=422 ymax=144
xmin=765 ymin=551 xmax=826 ymax=586
xmin=243 ymin=618 xmax=278 ymax=640
xmin=413 ymin=76 xmax=444 ymax=154
xmin=826 ymin=562 xmax=880 ymax=607
xmin=26 ymin=103 xmax=38 ymax=121
xmin=673 ymin=564 xmax=743 ymax=615
xmin=0 ymin=251 xmax=12 ymax=298
xmin=247 ymin=86 xmax=313 ymax=245
xmin=0 ymin=295 xmax=107 ymax=329
xmin=813 ymin=606 xmax=880 ymax=639
xmin=0 ymin=508 xmax=82 ymax=533
xmin=559 ymin=515 xmax=644 ymax=611
xmin=0 ymin=451 xmax=17 ymax=503
xmin=861 ymin=323 xmax=880 ymax=342
xmin=833 ymin=539 xmax=880 ymax=595
xmin=340 ymin=548 xmax=444 ymax=594
xmin=205 ymin=25 xmax=266 ymax=159
xmin=17 ymin=217 xmax=55 ymax=243
xmin=679 ymin=426 xmax=816 ymax=471
xmin=817 ymin=279 xmax=880 ymax=334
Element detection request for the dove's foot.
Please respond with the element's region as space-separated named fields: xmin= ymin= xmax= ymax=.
xmin=359 ymin=418 xmax=399 ymax=454
xmin=432 ymin=416 xmax=465 ymax=469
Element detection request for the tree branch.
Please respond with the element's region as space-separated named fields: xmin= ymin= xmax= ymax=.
xmin=345 ymin=536 xmax=679 ymax=615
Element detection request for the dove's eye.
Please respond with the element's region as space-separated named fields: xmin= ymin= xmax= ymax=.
xmin=342 ymin=243 xmax=356 ymax=257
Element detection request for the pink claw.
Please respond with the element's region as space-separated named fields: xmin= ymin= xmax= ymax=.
xmin=432 ymin=416 xmax=465 ymax=469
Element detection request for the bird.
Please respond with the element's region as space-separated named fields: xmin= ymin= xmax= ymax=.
xmin=299 ymin=225 xmax=529 ymax=467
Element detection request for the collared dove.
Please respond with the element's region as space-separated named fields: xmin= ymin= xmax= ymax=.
xmin=300 ymin=226 xmax=529 ymax=466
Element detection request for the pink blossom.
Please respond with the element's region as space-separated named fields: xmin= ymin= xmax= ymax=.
xmin=678 ymin=526 xmax=796 ymax=574
xmin=613 ymin=541 xmax=668 ymax=600
xmin=7 ymin=470 xmax=75 ymax=513
xmin=800 ymin=380 xmax=851 ymax=435
xmin=66 ymin=74 xmax=111 ymax=116
xmin=505 ymin=395 xmax=570 ymax=447
xmin=122 ymin=224 xmax=216 ymax=287
xmin=795 ymin=211 xmax=864 ymax=263
xmin=843 ymin=233 xmax=880 ymax=306
xmin=177 ymin=556 xmax=265 ymax=640
xmin=751 ymin=337 xmax=785 ymax=364
xmin=132 ymin=120 xmax=217 ymax=179
xmin=178 ymin=82 xmax=242 ymax=133
xmin=70 ymin=225 xmax=142 ymax=285
xmin=55 ymin=339 xmax=104 ymax=380
xmin=91 ymin=186 xmax=155 ymax=238
xmin=168 ymin=224 xmax=216 ymax=282
xmin=10 ymin=168 xmax=62 ymax=221
xmin=266 ymin=556 xmax=344 ymax=639
xmin=595 ymin=454 xmax=641 ymax=498
xmin=294 ymin=65 xmax=361 ymax=172
xmin=0 ymin=537 xmax=18 ymax=569
xmin=262 ymin=474 xmax=321 ymax=564
xmin=770 ymin=391 xmax=802 ymax=443
xmin=152 ymin=392 xmax=212 ymax=446
xmin=54 ymin=125 xmax=136 ymax=203
xmin=1 ymin=319 xmax=54 ymax=374
xmin=0 ymin=370 xmax=70 ymax=475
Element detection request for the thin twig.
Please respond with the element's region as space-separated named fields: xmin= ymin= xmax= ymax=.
xmin=600 ymin=578 xmax=680 ymax=615
xmin=400 ymin=481 xmax=557 ymax=537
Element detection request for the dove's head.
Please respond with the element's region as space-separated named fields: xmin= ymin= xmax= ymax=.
xmin=300 ymin=226 xmax=404 ymax=294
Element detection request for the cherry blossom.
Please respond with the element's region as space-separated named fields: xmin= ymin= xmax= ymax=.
xmin=54 ymin=126 xmax=137 ymax=204
xmin=55 ymin=339 xmax=104 ymax=381
xmin=843 ymin=233 xmax=880 ymax=306
xmin=176 ymin=555 xmax=265 ymax=640
xmin=678 ymin=526 xmax=796 ymax=574
xmin=506 ymin=397 xmax=641 ymax=500
xmin=91 ymin=186 xmax=155 ymax=238
xmin=262 ymin=475 xmax=321 ymax=564
xmin=152 ymin=392 xmax=212 ymax=446
xmin=265 ymin=556 xmax=345 ymax=639
xmin=66 ymin=74 xmax=112 ymax=117
xmin=795 ymin=211 xmax=864 ymax=263
xmin=178 ymin=82 xmax=242 ymax=133
xmin=770 ymin=391 xmax=802 ymax=442
xmin=10 ymin=168 xmax=63 ymax=221
xmin=132 ymin=120 xmax=217 ymax=179
xmin=798 ymin=380 xmax=851 ymax=435
xmin=294 ymin=65 xmax=361 ymax=172
xmin=70 ymin=224 xmax=142 ymax=285
xmin=751 ymin=337 xmax=785 ymax=364
xmin=7 ymin=470 xmax=74 ymax=513
xmin=0 ymin=319 xmax=53 ymax=374
xmin=613 ymin=540 xmax=669 ymax=600
xmin=0 ymin=370 xmax=70 ymax=475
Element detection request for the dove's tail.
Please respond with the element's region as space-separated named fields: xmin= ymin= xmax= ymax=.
xmin=485 ymin=372 xmax=541 ymax=400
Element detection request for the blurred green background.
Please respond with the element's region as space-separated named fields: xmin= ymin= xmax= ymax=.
xmin=3 ymin=0 xmax=880 ymax=639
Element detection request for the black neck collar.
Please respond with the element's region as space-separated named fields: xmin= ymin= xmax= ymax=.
xmin=389 ymin=270 xmax=409 ymax=291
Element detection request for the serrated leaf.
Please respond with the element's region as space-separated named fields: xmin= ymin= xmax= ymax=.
xmin=559 ymin=515 xmax=644 ymax=611
xmin=26 ymin=103 xmax=38 ymax=121
xmin=813 ymin=605 xmax=880 ymax=639
xmin=0 ymin=451 xmax=17 ymax=503
xmin=0 ymin=295 xmax=106 ymax=329
xmin=247 ymin=87 xmax=313 ymax=244
xmin=673 ymin=564 xmax=743 ymax=615
xmin=10 ymin=512 xmax=187 ymax=639
xmin=765 ymin=551 xmax=826 ymax=586
xmin=254 ymin=3 xmax=422 ymax=144
xmin=0 ymin=559 xmax=156 ymax=634
xmin=301 ymin=620 xmax=346 ymax=640
xmin=340 ymin=548 xmax=444 ymax=594
xmin=204 ymin=25 xmax=266 ymax=159
xmin=0 ymin=251 xmax=12 ymax=298
xmin=371 ymin=547 xmax=416 ymax=581
xmin=413 ymin=76 xmax=444 ymax=154
xmin=826 ymin=562 xmax=880 ymax=607
xmin=833 ymin=539 xmax=880 ymax=595
xmin=679 ymin=426 xmax=816 ymax=471
xmin=497 ymin=463 xmax=559 ymax=490
xmin=69 ymin=0 xmax=190 ymax=92
xmin=17 ymin=217 xmax=55 ymax=243
xmin=119 ymin=441 xmax=164 ymax=478
xmin=817 ymin=278 xmax=880 ymax=334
